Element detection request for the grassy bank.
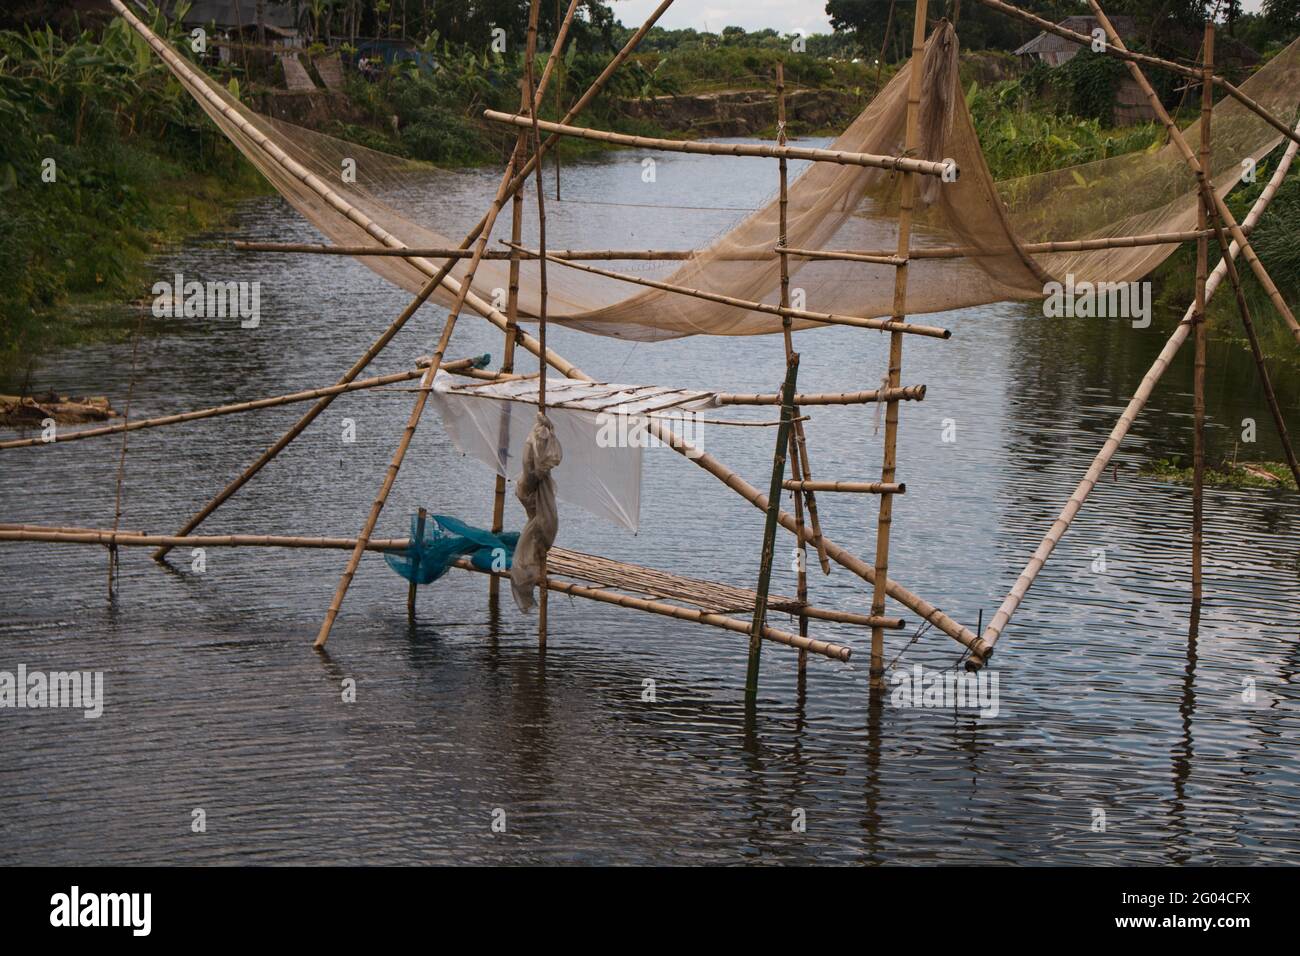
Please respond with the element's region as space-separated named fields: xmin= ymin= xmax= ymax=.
xmin=0 ymin=13 xmax=270 ymax=386
xmin=1143 ymin=456 xmax=1298 ymax=491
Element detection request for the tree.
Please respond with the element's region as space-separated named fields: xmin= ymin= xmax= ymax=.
xmin=1264 ymin=0 xmax=1299 ymax=30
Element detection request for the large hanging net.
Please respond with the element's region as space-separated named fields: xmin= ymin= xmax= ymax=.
xmin=116 ymin=4 xmax=1300 ymax=340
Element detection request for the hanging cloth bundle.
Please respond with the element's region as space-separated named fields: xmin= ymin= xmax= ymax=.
xmin=386 ymin=513 xmax=517 ymax=585
xmin=509 ymin=412 xmax=562 ymax=611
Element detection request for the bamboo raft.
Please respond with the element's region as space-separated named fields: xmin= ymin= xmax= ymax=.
xmin=3 ymin=0 xmax=1298 ymax=702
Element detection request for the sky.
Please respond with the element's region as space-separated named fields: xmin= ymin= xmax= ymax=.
xmin=608 ymin=0 xmax=1266 ymax=35
xmin=609 ymin=0 xmax=836 ymax=36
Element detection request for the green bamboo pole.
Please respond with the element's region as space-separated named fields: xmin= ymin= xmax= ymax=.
xmin=746 ymin=353 xmax=801 ymax=696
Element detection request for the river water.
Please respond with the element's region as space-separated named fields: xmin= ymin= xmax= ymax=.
xmin=2 ymin=143 xmax=1298 ymax=865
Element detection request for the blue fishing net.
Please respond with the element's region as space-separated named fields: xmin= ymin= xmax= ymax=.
xmin=385 ymin=513 xmax=517 ymax=585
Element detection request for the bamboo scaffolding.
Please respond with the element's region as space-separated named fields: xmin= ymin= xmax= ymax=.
xmin=0 ymin=358 xmax=484 ymax=450
xmin=976 ymin=113 xmax=1300 ymax=664
xmin=868 ymin=0 xmax=928 ymax=688
xmin=503 ymin=243 xmax=952 ymax=338
xmin=1085 ymin=1 xmax=1298 ymax=343
xmin=718 ymin=386 xmax=926 ymax=405
xmin=483 ymin=111 xmax=959 ymax=178
xmin=746 ymin=353 xmax=801 ymax=694
xmin=106 ymin=0 xmax=984 ymax=664
xmin=122 ymin=0 xmax=660 ymax=563
xmin=975 ymin=0 xmax=1300 ymax=149
xmin=1191 ymin=23 xmax=1213 ymax=633
xmin=784 ymin=481 xmax=905 ymax=494
xmin=313 ymin=0 xmax=577 ymax=649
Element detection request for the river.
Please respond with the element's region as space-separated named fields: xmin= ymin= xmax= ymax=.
xmin=1 ymin=142 xmax=1297 ymax=864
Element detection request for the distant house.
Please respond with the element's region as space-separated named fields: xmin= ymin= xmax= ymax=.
xmin=1013 ymin=15 xmax=1137 ymax=67
xmin=170 ymin=1 xmax=304 ymax=43
xmin=1014 ymin=16 xmax=1154 ymax=125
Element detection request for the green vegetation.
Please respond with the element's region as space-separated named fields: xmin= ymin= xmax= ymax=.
xmin=1142 ymin=456 xmax=1298 ymax=491
xmin=966 ymin=71 xmax=1164 ymax=180
xmin=0 ymin=5 xmax=266 ymax=384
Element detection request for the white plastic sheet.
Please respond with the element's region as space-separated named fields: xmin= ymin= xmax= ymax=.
xmin=430 ymin=372 xmax=646 ymax=531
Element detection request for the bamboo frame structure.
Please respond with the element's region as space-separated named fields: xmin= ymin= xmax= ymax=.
xmin=9 ymin=1 xmax=1295 ymax=703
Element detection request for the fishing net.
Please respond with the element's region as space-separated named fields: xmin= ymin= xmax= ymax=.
xmin=115 ymin=3 xmax=1300 ymax=341
xmin=385 ymin=513 xmax=517 ymax=585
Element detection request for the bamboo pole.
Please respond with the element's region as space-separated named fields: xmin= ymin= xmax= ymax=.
xmin=313 ymin=0 xmax=583 ymax=649
xmin=775 ymin=63 xmax=810 ymax=669
xmin=525 ymin=0 xmax=551 ymax=649
xmin=717 ymin=385 xmax=926 ymax=405
xmin=1085 ymin=0 xmax=1298 ymax=343
xmin=504 ymin=243 xmax=952 ymax=338
xmin=489 ymin=84 xmax=532 ymax=606
xmin=554 ymin=0 xmax=564 ymax=201
xmin=746 ymin=353 xmax=801 ymax=694
xmin=788 ymin=425 xmax=810 ymax=671
xmin=977 ymin=114 xmax=1300 ymax=664
xmin=780 ymin=246 xmax=908 ymax=266
xmin=0 ymin=360 xmax=483 ymax=450
xmin=109 ymin=312 xmax=145 ymax=596
xmin=1191 ymin=23 xmax=1213 ymax=633
xmin=456 ymin=562 xmax=852 ymax=662
xmin=236 ymin=227 xmax=1248 ymax=262
xmin=784 ymin=480 xmax=905 ymax=494
xmin=868 ymin=0 xmax=928 ymax=690
xmin=0 ymin=528 xmax=410 ymax=552
xmin=407 ymin=507 xmax=426 ymax=623
xmin=974 ymin=0 xmax=1300 ymax=149
xmin=230 ymin=243 xmax=770 ymax=260
xmin=484 ymin=110 xmax=958 ymax=177
xmin=803 ymin=227 xmax=1256 ymax=262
